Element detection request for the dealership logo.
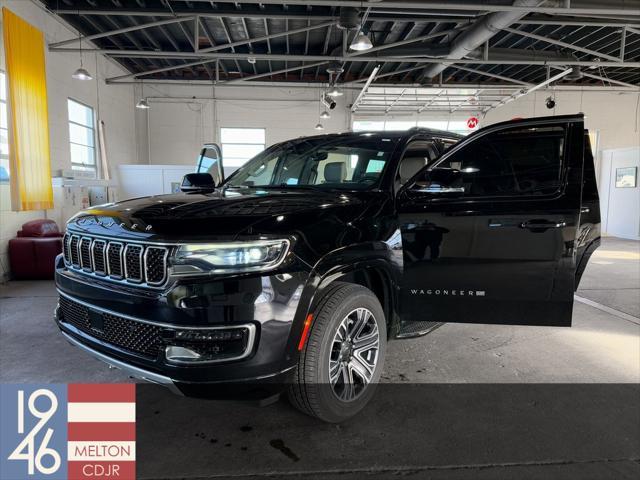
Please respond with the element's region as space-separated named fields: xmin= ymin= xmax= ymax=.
xmin=1 ymin=384 xmax=136 ymax=480
xmin=410 ymin=289 xmax=486 ymax=297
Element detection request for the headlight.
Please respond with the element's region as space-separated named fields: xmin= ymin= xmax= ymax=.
xmin=174 ymin=239 xmax=290 ymax=274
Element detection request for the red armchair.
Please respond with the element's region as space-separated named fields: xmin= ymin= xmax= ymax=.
xmin=9 ymin=219 xmax=63 ymax=279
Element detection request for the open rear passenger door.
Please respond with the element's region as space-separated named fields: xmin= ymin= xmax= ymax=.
xmin=397 ymin=115 xmax=587 ymax=329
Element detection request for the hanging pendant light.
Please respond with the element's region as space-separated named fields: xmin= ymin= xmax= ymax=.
xmin=136 ymin=82 xmax=150 ymax=109
xmin=349 ymin=31 xmax=373 ymax=51
xmin=315 ymin=123 xmax=324 ymax=131
xmin=136 ymin=98 xmax=150 ymax=109
xmin=72 ymin=33 xmax=93 ymax=81
xmin=320 ymin=111 xmax=330 ymax=119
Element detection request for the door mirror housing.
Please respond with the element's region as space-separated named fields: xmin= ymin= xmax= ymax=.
xmin=409 ymin=168 xmax=465 ymax=197
xmin=181 ymin=173 xmax=217 ymax=193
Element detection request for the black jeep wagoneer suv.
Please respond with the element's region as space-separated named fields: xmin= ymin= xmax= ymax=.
xmin=55 ymin=114 xmax=600 ymax=422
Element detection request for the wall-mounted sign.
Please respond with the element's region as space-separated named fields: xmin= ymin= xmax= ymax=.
xmin=467 ymin=117 xmax=479 ymax=129
xmin=615 ymin=166 xmax=637 ymax=188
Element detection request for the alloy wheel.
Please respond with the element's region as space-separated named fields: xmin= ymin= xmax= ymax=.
xmin=328 ymin=307 xmax=380 ymax=402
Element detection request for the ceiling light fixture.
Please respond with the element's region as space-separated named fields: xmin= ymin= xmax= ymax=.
xmin=136 ymin=98 xmax=150 ymax=109
xmin=136 ymin=82 xmax=150 ymax=109
xmin=320 ymin=111 xmax=330 ymax=119
xmin=72 ymin=33 xmax=93 ymax=81
xmin=315 ymin=123 xmax=324 ymax=131
xmin=327 ymin=86 xmax=344 ymax=97
xmin=349 ymin=31 xmax=373 ymax=51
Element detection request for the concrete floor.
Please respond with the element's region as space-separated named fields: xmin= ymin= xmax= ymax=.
xmin=1 ymin=237 xmax=639 ymax=478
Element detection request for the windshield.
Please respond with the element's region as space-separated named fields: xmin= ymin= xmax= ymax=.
xmin=224 ymin=135 xmax=400 ymax=190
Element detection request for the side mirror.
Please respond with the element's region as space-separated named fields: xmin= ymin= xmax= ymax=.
xmin=181 ymin=173 xmax=217 ymax=193
xmin=409 ymin=168 xmax=465 ymax=196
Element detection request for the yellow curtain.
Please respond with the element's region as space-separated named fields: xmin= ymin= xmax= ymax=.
xmin=2 ymin=8 xmax=53 ymax=211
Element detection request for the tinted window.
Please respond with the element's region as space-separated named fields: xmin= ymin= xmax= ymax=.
xmin=225 ymin=136 xmax=399 ymax=191
xmin=438 ymin=126 xmax=565 ymax=197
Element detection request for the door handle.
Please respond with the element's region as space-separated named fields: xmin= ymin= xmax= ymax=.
xmin=520 ymin=220 xmax=566 ymax=230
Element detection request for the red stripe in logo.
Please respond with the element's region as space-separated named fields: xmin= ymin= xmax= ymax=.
xmin=68 ymin=423 xmax=136 ymax=442
xmin=68 ymin=384 xmax=136 ymax=403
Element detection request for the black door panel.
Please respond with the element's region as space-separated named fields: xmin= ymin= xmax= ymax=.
xmin=397 ymin=116 xmax=586 ymax=328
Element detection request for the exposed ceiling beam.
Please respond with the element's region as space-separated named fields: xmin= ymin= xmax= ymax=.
xmin=550 ymin=66 xmax=639 ymax=89
xmin=482 ymin=68 xmax=573 ymax=113
xmin=52 ymin=48 xmax=640 ymax=68
xmin=447 ymin=65 xmax=532 ymax=86
xmin=345 ymin=25 xmax=470 ymax=57
xmin=102 ymin=21 xmax=334 ymax=82
xmin=48 ymin=17 xmax=194 ymax=48
xmin=199 ymin=20 xmax=334 ymax=53
xmin=49 ymin=9 xmax=640 ymax=29
xmin=158 ymin=1 xmax=640 ymax=17
xmin=502 ymin=26 xmax=624 ymax=63
xmin=222 ymin=61 xmax=329 ymax=84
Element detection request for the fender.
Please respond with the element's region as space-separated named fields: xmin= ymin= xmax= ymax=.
xmin=282 ymin=241 xmax=402 ymax=361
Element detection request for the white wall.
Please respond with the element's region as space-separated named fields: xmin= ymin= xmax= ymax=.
xmin=599 ymin=147 xmax=640 ymax=240
xmin=136 ymin=83 xmax=352 ymax=167
xmin=0 ymin=0 xmax=137 ymax=279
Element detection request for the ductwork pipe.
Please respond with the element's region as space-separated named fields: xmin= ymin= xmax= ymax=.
xmin=419 ymin=0 xmax=544 ymax=80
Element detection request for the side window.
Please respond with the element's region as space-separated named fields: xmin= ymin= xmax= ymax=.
xmin=438 ymin=126 xmax=565 ymax=197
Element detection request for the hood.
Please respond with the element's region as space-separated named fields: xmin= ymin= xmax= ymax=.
xmin=69 ymin=188 xmax=384 ymax=243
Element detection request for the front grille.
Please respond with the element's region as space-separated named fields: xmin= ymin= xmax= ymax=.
xmin=124 ymin=244 xmax=143 ymax=282
xmin=63 ymin=233 xmax=71 ymax=263
xmin=107 ymin=243 xmax=124 ymax=278
xmin=69 ymin=235 xmax=80 ymax=266
xmin=92 ymin=240 xmax=107 ymax=275
xmin=58 ymin=296 xmax=162 ymax=358
xmin=144 ymin=247 xmax=168 ymax=285
xmin=63 ymin=234 xmax=169 ymax=287
xmin=79 ymin=237 xmax=92 ymax=270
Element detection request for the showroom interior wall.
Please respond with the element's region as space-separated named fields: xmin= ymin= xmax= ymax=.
xmin=135 ymin=82 xmax=353 ymax=166
xmin=0 ymin=0 xmax=137 ymax=280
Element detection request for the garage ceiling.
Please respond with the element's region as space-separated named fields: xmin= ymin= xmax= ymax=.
xmin=43 ymin=1 xmax=640 ymax=90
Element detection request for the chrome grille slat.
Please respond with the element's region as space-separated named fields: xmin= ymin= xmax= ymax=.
xmin=91 ymin=239 xmax=107 ymax=275
xmin=107 ymin=242 xmax=124 ymax=278
xmin=63 ymin=233 xmax=71 ymax=263
xmin=144 ymin=247 xmax=168 ymax=286
xmin=124 ymin=244 xmax=143 ymax=283
xmin=69 ymin=235 xmax=81 ymax=267
xmin=63 ymin=234 xmax=170 ymax=288
xmin=79 ymin=238 xmax=93 ymax=271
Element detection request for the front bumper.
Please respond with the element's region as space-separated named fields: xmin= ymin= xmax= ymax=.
xmin=55 ymin=255 xmax=311 ymax=398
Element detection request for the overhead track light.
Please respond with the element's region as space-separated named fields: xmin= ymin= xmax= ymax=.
xmin=327 ymin=86 xmax=343 ymax=97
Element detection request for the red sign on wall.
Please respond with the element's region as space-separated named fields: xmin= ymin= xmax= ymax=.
xmin=467 ymin=117 xmax=479 ymax=129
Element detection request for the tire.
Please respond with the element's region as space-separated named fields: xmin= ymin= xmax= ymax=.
xmin=287 ymin=282 xmax=387 ymax=423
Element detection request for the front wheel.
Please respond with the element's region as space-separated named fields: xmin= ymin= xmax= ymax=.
xmin=287 ymin=283 xmax=387 ymax=422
